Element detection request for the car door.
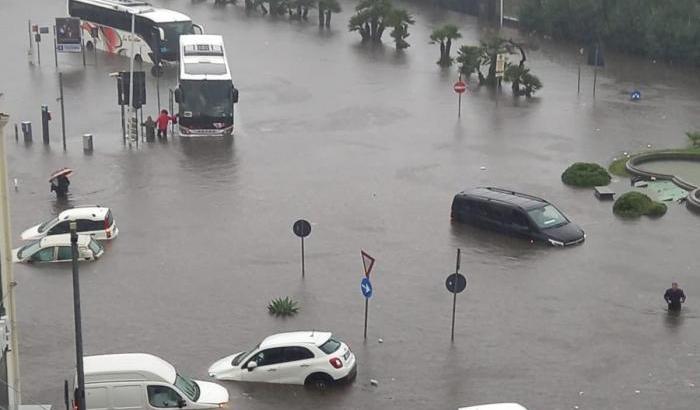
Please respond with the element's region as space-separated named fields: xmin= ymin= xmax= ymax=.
xmin=274 ymin=346 xmax=316 ymax=384
xmin=56 ymin=246 xmax=74 ymax=262
xmin=30 ymin=247 xmax=57 ymax=263
xmin=146 ymin=385 xmax=183 ymax=410
xmin=241 ymin=347 xmax=285 ymax=383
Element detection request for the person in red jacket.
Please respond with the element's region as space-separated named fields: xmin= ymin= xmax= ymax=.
xmin=156 ymin=109 xmax=174 ymax=140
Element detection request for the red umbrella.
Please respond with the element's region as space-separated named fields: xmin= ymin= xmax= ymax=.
xmin=49 ymin=167 xmax=73 ymax=182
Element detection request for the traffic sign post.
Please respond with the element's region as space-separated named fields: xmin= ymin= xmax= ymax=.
xmin=293 ymin=219 xmax=311 ymax=278
xmin=453 ymin=75 xmax=467 ymax=119
xmin=445 ymin=248 xmax=467 ymax=342
xmin=360 ymin=250 xmax=375 ymax=340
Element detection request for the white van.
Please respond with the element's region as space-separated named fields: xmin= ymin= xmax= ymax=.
xmin=76 ymin=353 xmax=229 ymax=410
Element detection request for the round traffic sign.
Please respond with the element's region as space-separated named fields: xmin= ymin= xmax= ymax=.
xmin=445 ymin=273 xmax=467 ymax=293
xmin=293 ymin=219 xmax=311 ymax=238
xmin=453 ymin=81 xmax=467 ymax=94
xmin=361 ymin=277 xmax=373 ymax=299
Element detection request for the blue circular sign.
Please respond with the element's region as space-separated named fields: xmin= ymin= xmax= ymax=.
xmin=361 ymin=277 xmax=373 ymax=299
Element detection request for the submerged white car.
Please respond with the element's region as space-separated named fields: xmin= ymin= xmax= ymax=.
xmin=208 ymin=331 xmax=357 ymax=389
xmin=21 ymin=206 xmax=118 ymax=241
xmin=13 ymin=234 xmax=104 ymax=263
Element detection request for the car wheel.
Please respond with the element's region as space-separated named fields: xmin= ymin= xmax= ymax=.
xmin=305 ymin=373 xmax=333 ymax=391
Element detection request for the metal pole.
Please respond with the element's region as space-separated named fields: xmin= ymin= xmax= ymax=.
xmin=37 ymin=36 xmax=41 ymax=66
xmin=363 ymin=298 xmax=368 ymax=340
xmin=53 ymin=25 xmax=59 ymax=68
xmin=128 ymin=12 xmax=136 ymax=147
xmin=577 ymin=64 xmax=581 ymax=95
xmin=120 ymin=104 xmax=125 ymax=144
xmin=301 ymin=237 xmax=305 ymax=278
xmin=500 ymin=0 xmax=504 ymax=28
xmin=14 ymin=124 xmax=18 ymax=142
xmin=457 ymin=73 xmax=462 ymax=119
xmin=450 ymin=248 xmax=461 ymax=342
xmin=155 ymin=40 xmax=161 ymax=110
xmin=0 ymin=112 xmax=22 ymax=410
xmin=593 ymin=45 xmax=599 ymax=98
xmin=28 ymin=20 xmax=34 ymax=62
xmin=59 ymin=72 xmax=67 ymax=150
xmin=70 ymin=221 xmax=86 ymax=410
xmin=81 ymin=35 xmax=86 ymax=67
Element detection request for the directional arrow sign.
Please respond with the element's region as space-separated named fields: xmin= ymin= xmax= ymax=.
xmin=361 ymin=277 xmax=373 ymax=299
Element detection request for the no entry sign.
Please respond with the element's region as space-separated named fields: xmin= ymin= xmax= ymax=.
xmin=453 ymin=80 xmax=467 ymax=94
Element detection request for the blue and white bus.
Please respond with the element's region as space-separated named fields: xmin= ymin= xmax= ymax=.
xmin=68 ymin=0 xmax=203 ymax=74
xmin=174 ymin=35 xmax=239 ymax=137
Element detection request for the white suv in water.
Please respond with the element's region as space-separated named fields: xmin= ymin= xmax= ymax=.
xmin=208 ymin=331 xmax=356 ymax=389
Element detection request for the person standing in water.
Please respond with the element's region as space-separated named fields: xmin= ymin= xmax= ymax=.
xmin=664 ymin=282 xmax=686 ymax=312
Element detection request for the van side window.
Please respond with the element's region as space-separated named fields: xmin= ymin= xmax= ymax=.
xmin=147 ymin=386 xmax=182 ymax=408
xmin=510 ymin=210 xmax=529 ymax=228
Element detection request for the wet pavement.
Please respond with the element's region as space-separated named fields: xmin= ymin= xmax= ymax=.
xmin=1 ymin=1 xmax=700 ymax=409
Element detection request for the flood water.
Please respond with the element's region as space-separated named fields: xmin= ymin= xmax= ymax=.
xmin=1 ymin=1 xmax=699 ymax=410
xmin=638 ymin=159 xmax=700 ymax=186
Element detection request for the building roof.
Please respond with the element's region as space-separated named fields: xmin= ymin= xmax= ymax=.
xmin=260 ymin=331 xmax=332 ymax=349
xmin=83 ymin=353 xmax=176 ymax=383
xmin=460 ymin=187 xmax=548 ymax=210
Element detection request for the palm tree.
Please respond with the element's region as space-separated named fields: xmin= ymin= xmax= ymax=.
xmin=387 ymin=9 xmax=414 ymax=50
xmin=479 ymin=36 xmax=509 ymax=86
xmin=504 ymin=65 xmax=542 ymax=97
xmin=456 ymin=45 xmax=482 ymax=79
xmin=430 ymin=24 xmax=461 ymax=66
xmin=348 ymin=0 xmax=394 ymax=42
xmin=318 ymin=0 xmax=341 ymax=27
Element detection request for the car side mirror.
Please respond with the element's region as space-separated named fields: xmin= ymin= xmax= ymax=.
xmin=177 ymin=399 xmax=186 ymax=408
xmin=247 ymin=361 xmax=257 ymax=371
xmin=174 ymin=88 xmax=182 ymax=103
xmin=231 ymin=88 xmax=239 ymax=104
xmin=193 ymin=24 xmax=204 ymax=35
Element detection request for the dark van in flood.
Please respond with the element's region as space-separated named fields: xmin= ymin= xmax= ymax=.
xmin=451 ymin=187 xmax=585 ymax=246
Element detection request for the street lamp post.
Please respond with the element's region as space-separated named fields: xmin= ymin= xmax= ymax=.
xmin=70 ymin=221 xmax=86 ymax=410
xmin=127 ymin=11 xmax=136 ymax=147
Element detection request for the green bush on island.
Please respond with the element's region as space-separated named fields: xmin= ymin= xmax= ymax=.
xmin=561 ymin=162 xmax=611 ymax=187
xmin=613 ymin=192 xmax=667 ymax=218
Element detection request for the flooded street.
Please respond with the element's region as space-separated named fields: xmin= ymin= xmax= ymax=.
xmin=1 ymin=1 xmax=699 ymax=409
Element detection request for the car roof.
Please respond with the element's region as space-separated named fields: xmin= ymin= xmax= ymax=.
xmin=458 ymin=404 xmax=528 ymax=410
xmin=40 ymin=234 xmax=92 ymax=247
xmin=57 ymin=206 xmax=110 ymax=221
xmin=259 ymin=331 xmax=332 ymax=349
xmin=83 ymin=353 xmax=176 ymax=383
xmin=458 ymin=187 xmax=548 ymax=210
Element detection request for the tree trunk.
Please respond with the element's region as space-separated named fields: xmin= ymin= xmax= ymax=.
xmin=245 ymin=0 xmax=253 ymax=9
xmin=318 ymin=4 xmax=325 ymax=26
xmin=302 ymin=6 xmax=309 ymax=19
xmin=439 ymin=41 xmax=445 ymax=64
xmin=325 ymin=10 xmax=331 ymax=27
xmin=376 ymin=24 xmax=385 ymax=42
xmin=511 ymin=81 xmax=519 ymax=95
xmin=446 ymin=38 xmax=452 ymax=62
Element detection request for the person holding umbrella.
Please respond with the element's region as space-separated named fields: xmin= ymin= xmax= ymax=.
xmin=50 ymin=167 xmax=73 ymax=198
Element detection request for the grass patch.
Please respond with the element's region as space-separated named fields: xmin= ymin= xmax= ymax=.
xmin=609 ymin=156 xmax=632 ymax=177
xmin=562 ymin=162 xmax=611 ymax=187
xmin=613 ymin=191 xmax=667 ymax=218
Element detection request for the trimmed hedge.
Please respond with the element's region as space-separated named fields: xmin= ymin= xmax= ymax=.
xmin=562 ymin=162 xmax=611 ymax=187
xmin=613 ymin=192 xmax=667 ymax=218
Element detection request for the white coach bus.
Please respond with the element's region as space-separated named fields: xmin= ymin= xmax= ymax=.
xmin=68 ymin=0 xmax=203 ymax=74
xmin=174 ymin=35 xmax=239 ymax=137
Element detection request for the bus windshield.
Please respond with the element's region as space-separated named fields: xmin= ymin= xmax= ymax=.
xmin=180 ymin=80 xmax=233 ymax=118
xmin=158 ymin=21 xmax=193 ymax=52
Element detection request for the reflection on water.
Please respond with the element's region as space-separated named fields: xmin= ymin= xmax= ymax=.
xmin=664 ymin=309 xmax=685 ymax=331
xmin=449 ymin=222 xmax=544 ymax=260
xmin=178 ymin=136 xmax=238 ymax=182
xmin=638 ymin=159 xmax=700 ymax=186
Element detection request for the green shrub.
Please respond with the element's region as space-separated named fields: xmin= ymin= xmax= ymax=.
xmin=267 ymin=297 xmax=299 ymax=317
xmin=561 ymin=162 xmax=611 ymax=187
xmin=613 ymin=191 xmax=667 ymax=218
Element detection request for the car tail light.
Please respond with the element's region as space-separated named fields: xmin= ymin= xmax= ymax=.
xmin=329 ymin=357 xmax=343 ymax=369
xmin=104 ymin=217 xmax=111 ymax=238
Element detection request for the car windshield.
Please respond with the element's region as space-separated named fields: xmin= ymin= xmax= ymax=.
xmin=18 ymin=241 xmax=42 ymax=259
xmin=319 ymin=337 xmax=341 ymax=354
xmin=174 ymin=373 xmax=199 ymax=402
xmin=235 ymin=343 xmax=260 ymax=366
xmin=38 ymin=216 xmax=59 ymax=233
xmin=527 ymin=205 xmax=568 ymax=229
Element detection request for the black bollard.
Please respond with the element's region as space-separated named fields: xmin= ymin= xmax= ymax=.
xmin=41 ymin=105 xmax=51 ymax=144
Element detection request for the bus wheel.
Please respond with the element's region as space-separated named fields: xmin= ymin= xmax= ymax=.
xmin=86 ymin=41 xmax=94 ymax=51
xmin=134 ymin=54 xmax=143 ymax=64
